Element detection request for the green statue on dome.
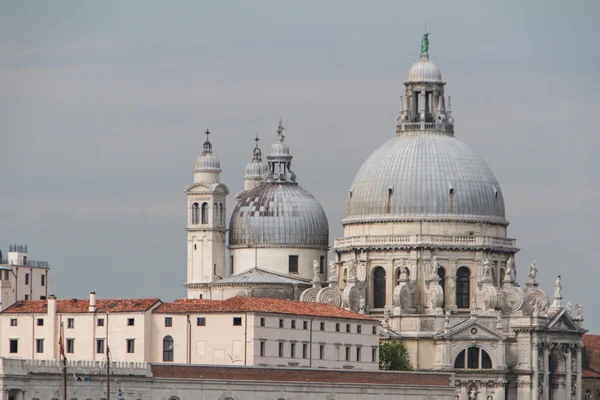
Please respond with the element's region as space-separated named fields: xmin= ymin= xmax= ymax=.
xmin=421 ymin=32 xmax=429 ymax=56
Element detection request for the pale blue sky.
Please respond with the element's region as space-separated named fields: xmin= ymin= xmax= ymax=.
xmin=1 ymin=1 xmax=598 ymax=330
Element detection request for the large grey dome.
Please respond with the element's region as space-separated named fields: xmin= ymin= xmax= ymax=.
xmin=344 ymin=132 xmax=506 ymax=223
xmin=230 ymin=183 xmax=329 ymax=248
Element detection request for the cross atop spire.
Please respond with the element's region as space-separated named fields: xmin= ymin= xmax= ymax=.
xmin=202 ymin=127 xmax=213 ymax=154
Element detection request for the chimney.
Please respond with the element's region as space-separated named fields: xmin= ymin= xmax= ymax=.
xmin=89 ymin=291 xmax=96 ymax=313
xmin=47 ymin=294 xmax=56 ymax=317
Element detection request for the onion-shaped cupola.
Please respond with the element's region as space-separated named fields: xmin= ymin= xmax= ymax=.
xmin=193 ymin=129 xmax=222 ymax=184
xmin=244 ymin=135 xmax=268 ymax=190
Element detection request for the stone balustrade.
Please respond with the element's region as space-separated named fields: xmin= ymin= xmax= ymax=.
xmin=0 ymin=357 xmax=152 ymax=377
xmin=334 ymin=234 xmax=516 ymax=249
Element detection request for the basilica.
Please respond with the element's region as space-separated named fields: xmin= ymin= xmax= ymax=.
xmin=181 ymin=34 xmax=586 ymax=399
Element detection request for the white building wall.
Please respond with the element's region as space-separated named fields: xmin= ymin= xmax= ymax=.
xmin=0 ymin=266 xmax=49 ymax=311
xmin=231 ymin=247 xmax=327 ymax=281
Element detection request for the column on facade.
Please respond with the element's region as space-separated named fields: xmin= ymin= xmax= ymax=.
xmin=446 ymin=260 xmax=457 ymax=309
xmin=577 ymin=344 xmax=583 ymax=400
xmin=543 ymin=344 xmax=550 ymax=400
xmin=565 ymin=345 xmax=572 ymax=400
xmin=532 ymin=342 xmax=539 ymax=400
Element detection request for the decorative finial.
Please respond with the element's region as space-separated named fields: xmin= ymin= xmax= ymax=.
xmin=202 ymin=127 xmax=213 ymax=154
xmin=276 ymin=118 xmax=286 ymax=143
xmin=254 ymin=134 xmax=260 ymax=148
xmin=421 ymin=32 xmax=430 ymax=58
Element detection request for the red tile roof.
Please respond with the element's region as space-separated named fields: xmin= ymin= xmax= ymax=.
xmin=154 ymin=296 xmax=375 ymax=321
xmin=584 ymin=368 xmax=600 ymax=378
xmin=151 ymin=365 xmax=452 ymax=386
xmin=584 ymin=334 xmax=600 ymax=353
xmin=2 ymin=298 xmax=161 ymax=314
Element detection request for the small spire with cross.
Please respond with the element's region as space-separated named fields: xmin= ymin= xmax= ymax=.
xmin=254 ymin=134 xmax=260 ymax=148
xmin=202 ymin=127 xmax=213 ymax=154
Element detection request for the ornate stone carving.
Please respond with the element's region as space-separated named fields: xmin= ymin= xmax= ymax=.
xmin=523 ymin=288 xmax=548 ymax=315
xmin=430 ymin=256 xmax=439 ymax=278
xmin=505 ymin=257 xmax=515 ymax=283
xmin=347 ymin=258 xmax=357 ymax=282
xmin=316 ymin=287 xmax=342 ymax=307
xmin=299 ymin=287 xmax=318 ymax=302
xmin=554 ymin=275 xmax=562 ymax=298
xmin=312 ymin=259 xmax=320 ymax=281
xmin=393 ymin=267 xmax=416 ymax=313
xmin=576 ymin=302 xmax=583 ymax=319
xmin=482 ymin=258 xmax=491 ymax=278
xmin=359 ymin=295 xmax=366 ymax=314
xmin=565 ymin=301 xmax=572 ymax=316
xmin=427 ymin=283 xmax=444 ymax=313
xmin=328 ymin=261 xmax=338 ymax=282
xmin=500 ymin=286 xmax=524 ymax=313
xmin=342 ymin=284 xmax=360 ymax=312
xmin=528 ymin=261 xmax=537 ymax=282
xmin=482 ymin=285 xmax=498 ymax=310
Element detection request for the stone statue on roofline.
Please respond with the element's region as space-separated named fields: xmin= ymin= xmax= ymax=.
xmin=528 ymin=261 xmax=537 ymax=282
xmin=328 ymin=261 xmax=338 ymax=281
xmin=313 ymin=259 xmax=320 ymax=279
xmin=430 ymin=256 xmax=439 ymax=278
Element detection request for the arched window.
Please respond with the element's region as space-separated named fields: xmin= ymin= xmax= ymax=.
xmin=584 ymin=390 xmax=591 ymax=400
xmin=453 ymin=346 xmax=492 ymax=369
xmin=341 ymin=268 xmax=348 ymax=289
xmin=213 ymin=202 xmax=218 ymax=225
xmin=220 ymin=203 xmax=224 ymax=225
xmin=163 ymin=335 xmax=174 ymax=362
xmin=201 ymin=203 xmax=208 ymax=224
xmin=373 ymin=267 xmax=386 ymax=308
xmin=438 ymin=267 xmax=446 ymax=308
xmin=192 ymin=203 xmax=199 ymax=224
xmin=456 ymin=267 xmax=470 ymax=308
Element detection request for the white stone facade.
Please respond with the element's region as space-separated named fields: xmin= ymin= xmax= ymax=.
xmin=0 ymin=245 xmax=50 ymax=311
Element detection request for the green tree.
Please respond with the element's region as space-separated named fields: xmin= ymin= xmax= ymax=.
xmin=379 ymin=342 xmax=413 ymax=371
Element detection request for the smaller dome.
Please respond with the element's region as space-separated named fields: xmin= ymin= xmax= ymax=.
xmin=244 ymin=159 xmax=268 ymax=180
xmin=194 ymin=153 xmax=221 ymax=172
xmin=269 ymin=142 xmax=290 ymax=156
xmin=407 ymin=58 xmax=443 ymax=83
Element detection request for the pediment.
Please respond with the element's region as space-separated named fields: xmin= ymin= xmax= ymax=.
xmin=437 ymin=317 xmax=506 ymax=341
xmin=547 ymin=309 xmax=578 ymax=331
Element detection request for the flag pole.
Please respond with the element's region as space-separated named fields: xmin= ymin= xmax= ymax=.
xmin=106 ymin=311 xmax=110 ymax=400
xmin=60 ymin=321 xmax=67 ymax=400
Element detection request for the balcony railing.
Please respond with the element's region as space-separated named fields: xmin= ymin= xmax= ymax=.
xmin=333 ymin=234 xmax=516 ymax=249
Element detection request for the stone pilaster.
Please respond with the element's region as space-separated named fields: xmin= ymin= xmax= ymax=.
xmin=565 ymin=345 xmax=572 ymax=400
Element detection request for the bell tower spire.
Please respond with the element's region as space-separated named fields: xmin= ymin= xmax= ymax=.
xmin=185 ymin=128 xmax=229 ymax=299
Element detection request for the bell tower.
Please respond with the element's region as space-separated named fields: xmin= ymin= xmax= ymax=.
xmin=184 ymin=129 xmax=229 ymax=298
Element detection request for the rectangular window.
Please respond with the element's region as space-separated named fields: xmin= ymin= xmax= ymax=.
xmin=302 ymin=344 xmax=308 ymax=359
xmin=9 ymin=339 xmax=18 ymax=353
xmin=319 ymin=345 xmax=325 ymax=360
xmin=319 ymin=256 xmax=325 ymax=274
xmin=320 ymin=322 xmax=325 ymax=331
xmin=4 ymin=271 xmax=8 ymax=280
xmin=372 ymin=348 xmax=377 ymax=362
xmin=37 ymin=318 xmax=44 ymax=326
xmin=66 ymin=339 xmax=74 ymax=353
xmin=356 ymin=347 xmax=361 ymax=362
xmin=197 ymin=317 xmax=206 ymax=326
xmin=10 ymin=319 xmax=17 ymax=327
xmin=24 ymin=295 xmax=29 ymax=300
xmin=279 ymin=319 xmax=284 ymax=328
xmin=127 ymin=339 xmax=135 ymax=353
xmin=290 ymin=343 xmax=296 ymax=358
xmin=67 ymin=318 xmax=74 ymax=329
xmin=288 ymin=255 xmax=299 ymax=273
xmin=278 ymin=342 xmax=284 ymax=357
xmin=97 ymin=339 xmax=105 ymax=354
xmin=260 ymin=317 xmax=265 ymax=327
xmin=335 ymin=323 xmax=340 ymax=332
xmin=372 ymin=326 xmax=377 ymax=334
xmin=303 ymin=321 xmax=308 ymax=330
xmin=291 ymin=320 xmax=296 ymax=329
xmin=127 ymin=318 xmax=135 ymax=326
xmin=25 ymin=273 xmax=29 ymax=285
xmin=36 ymin=339 xmax=44 ymax=353
xmin=345 ymin=346 xmax=350 ymax=361
xmin=346 ymin=324 xmax=351 ymax=333
xmin=165 ymin=317 xmax=172 ymax=327
xmin=97 ymin=318 xmax=104 ymax=327
xmin=357 ymin=325 xmax=361 ymax=334
xmin=40 ymin=295 xmax=46 ymax=300
xmin=41 ymin=274 xmax=46 ymax=286
xmin=260 ymin=341 xmax=265 ymax=357
xmin=233 ymin=317 xmax=242 ymax=326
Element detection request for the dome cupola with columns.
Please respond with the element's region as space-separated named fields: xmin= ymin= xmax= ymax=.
xmin=334 ymin=33 xmax=517 ymax=314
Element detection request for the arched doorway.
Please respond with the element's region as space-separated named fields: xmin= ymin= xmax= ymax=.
xmin=373 ymin=267 xmax=386 ymax=308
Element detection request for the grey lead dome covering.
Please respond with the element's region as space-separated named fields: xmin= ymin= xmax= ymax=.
xmin=230 ymin=183 xmax=329 ymax=247
xmin=344 ymin=132 xmax=506 ymax=222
